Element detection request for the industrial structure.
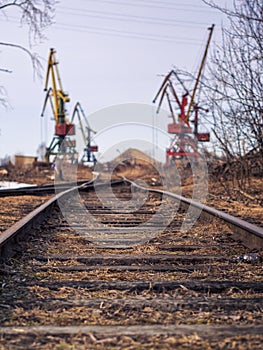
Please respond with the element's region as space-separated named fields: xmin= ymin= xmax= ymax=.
xmin=71 ymin=102 xmax=98 ymax=165
xmin=153 ymin=25 xmax=214 ymax=165
xmin=41 ymin=48 xmax=77 ymax=163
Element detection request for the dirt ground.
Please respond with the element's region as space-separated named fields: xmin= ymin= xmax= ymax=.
xmin=0 ymin=195 xmax=52 ymax=233
xmin=0 ymin=164 xmax=94 ymax=186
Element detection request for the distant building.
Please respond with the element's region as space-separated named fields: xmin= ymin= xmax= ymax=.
xmin=15 ymin=155 xmax=37 ymax=168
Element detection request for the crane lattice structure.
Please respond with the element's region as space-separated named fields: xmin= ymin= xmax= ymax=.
xmin=41 ymin=48 xmax=77 ymax=163
xmin=153 ymin=25 xmax=214 ymax=165
xmin=71 ymin=102 xmax=98 ymax=165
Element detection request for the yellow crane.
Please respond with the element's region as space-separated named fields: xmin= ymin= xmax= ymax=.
xmin=41 ymin=48 xmax=77 ymax=163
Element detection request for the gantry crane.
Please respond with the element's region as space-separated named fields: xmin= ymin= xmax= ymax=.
xmin=71 ymin=102 xmax=98 ymax=165
xmin=153 ymin=25 xmax=214 ymax=165
xmin=41 ymin=48 xmax=77 ymax=163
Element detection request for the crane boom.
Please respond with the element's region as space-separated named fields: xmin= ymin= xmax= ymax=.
xmin=71 ymin=103 xmax=86 ymax=143
xmin=71 ymin=102 xmax=98 ymax=165
xmin=43 ymin=48 xmax=70 ymax=124
xmin=186 ymin=24 xmax=214 ymax=121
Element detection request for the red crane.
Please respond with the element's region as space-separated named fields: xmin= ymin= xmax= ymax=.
xmin=153 ymin=25 xmax=214 ymax=165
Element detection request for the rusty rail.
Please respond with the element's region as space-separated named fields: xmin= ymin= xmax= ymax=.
xmin=0 ymin=179 xmax=99 ymax=257
xmin=0 ymin=180 xmax=92 ymax=197
xmin=126 ymin=178 xmax=263 ymax=250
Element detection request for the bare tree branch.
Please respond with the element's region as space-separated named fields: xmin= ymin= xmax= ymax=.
xmin=0 ymin=0 xmax=56 ymax=106
xmin=0 ymin=41 xmax=43 ymax=77
xmin=0 ymin=68 xmax=12 ymax=73
xmin=203 ymin=0 xmax=263 ymax=157
xmin=202 ymin=0 xmax=263 ymax=23
xmin=0 ymin=86 xmax=9 ymax=108
xmin=0 ymin=0 xmax=56 ymax=43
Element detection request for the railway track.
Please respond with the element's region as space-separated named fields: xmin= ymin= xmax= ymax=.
xmin=0 ymin=178 xmax=263 ymax=349
xmin=0 ymin=180 xmax=91 ymax=197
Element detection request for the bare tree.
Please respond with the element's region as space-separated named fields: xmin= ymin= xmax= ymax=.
xmin=202 ymin=0 xmax=263 ymax=23
xmin=202 ymin=0 xmax=263 ymax=193
xmin=203 ymin=0 xmax=263 ymax=155
xmin=0 ymin=0 xmax=56 ymax=100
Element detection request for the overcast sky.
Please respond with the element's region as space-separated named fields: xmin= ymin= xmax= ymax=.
xmin=0 ymin=0 xmax=227 ymax=161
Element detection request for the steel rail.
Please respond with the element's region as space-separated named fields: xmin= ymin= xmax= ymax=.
xmin=0 ymin=178 xmax=126 ymax=257
xmin=125 ymin=178 xmax=263 ymax=250
xmin=0 ymin=178 xmax=101 ymax=257
xmin=0 ymin=180 xmax=93 ymax=197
